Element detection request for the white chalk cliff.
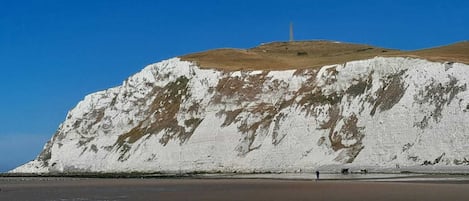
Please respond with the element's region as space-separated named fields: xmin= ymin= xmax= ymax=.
xmin=12 ymin=56 xmax=469 ymax=173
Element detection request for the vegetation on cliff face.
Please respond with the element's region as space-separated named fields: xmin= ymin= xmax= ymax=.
xmin=115 ymin=76 xmax=207 ymax=161
xmin=369 ymin=70 xmax=408 ymax=116
xmin=413 ymin=75 xmax=467 ymax=129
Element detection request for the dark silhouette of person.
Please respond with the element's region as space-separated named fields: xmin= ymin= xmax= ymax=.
xmin=315 ymin=171 xmax=320 ymax=180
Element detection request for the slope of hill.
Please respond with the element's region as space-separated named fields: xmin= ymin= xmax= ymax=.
xmin=180 ymin=41 xmax=469 ymax=70
xmin=408 ymin=41 xmax=469 ymax=64
xmin=11 ymin=41 xmax=469 ymax=174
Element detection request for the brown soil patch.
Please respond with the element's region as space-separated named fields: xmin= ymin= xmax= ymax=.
xmin=180 ymin=41 xmax=469 ymax=71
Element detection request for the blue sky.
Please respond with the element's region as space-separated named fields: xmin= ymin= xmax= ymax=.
xmin=0 ymin=0 xmax=468 ymax=172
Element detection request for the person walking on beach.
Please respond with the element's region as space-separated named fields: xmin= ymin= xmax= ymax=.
xmin=315 ymin=171 xmax=320 ymax=181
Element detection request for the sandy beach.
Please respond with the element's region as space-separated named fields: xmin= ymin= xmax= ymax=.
xmin=2 ymin=176 xmax=469 ymax=201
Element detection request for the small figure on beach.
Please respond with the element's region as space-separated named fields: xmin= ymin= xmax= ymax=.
xmin=315 ymin=171 xmax=320 ymax=180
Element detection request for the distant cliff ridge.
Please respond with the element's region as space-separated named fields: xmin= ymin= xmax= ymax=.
xmin=11 ymin=41 xmax=469 ymax=173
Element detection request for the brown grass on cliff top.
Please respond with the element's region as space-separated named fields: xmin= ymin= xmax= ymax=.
xmin=180 ymin=40 xmax=469 ymax=71
xmin=404 ymin=41 xmax=469 ymax=64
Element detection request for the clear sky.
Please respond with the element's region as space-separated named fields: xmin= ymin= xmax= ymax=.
xmin=0 ymin=0 xmax=468 ymax=172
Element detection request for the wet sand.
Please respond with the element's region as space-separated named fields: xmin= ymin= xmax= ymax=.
xmin=2 ymin=177 xmax=469 ymax=201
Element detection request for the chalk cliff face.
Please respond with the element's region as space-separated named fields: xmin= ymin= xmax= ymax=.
xmin=12 ymin=57 xmax=469 ymax=173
